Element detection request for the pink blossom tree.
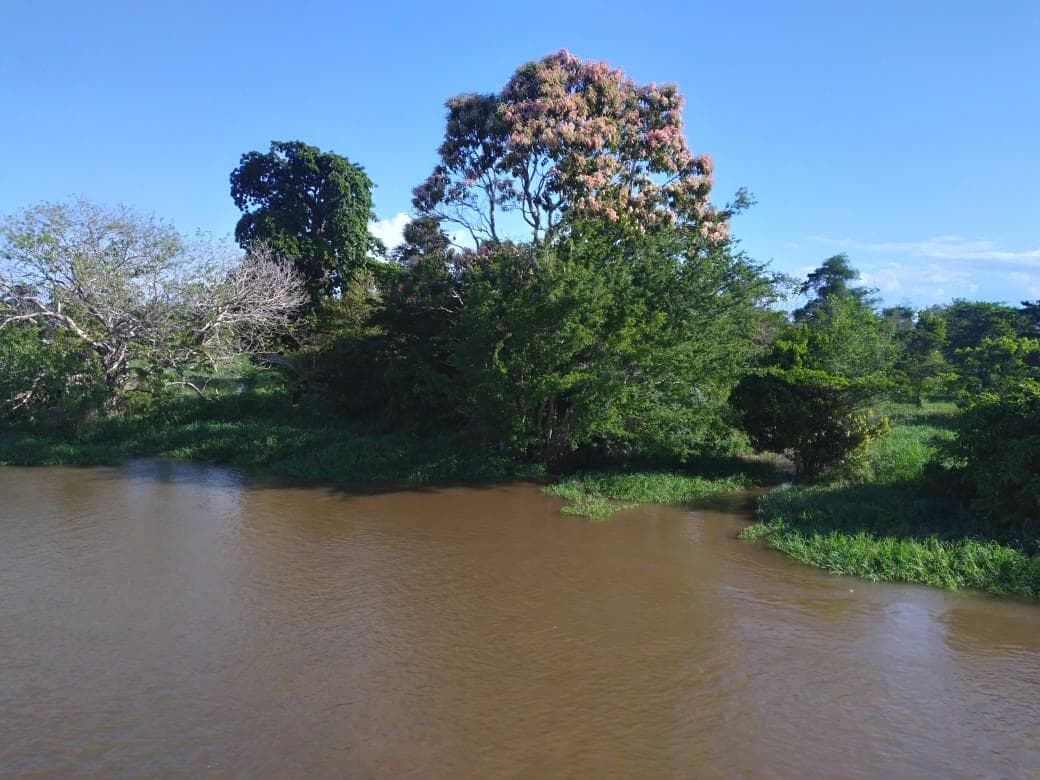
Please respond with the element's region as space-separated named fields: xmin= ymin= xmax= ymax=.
xmin=413 ymin=50 xmax=732 ymax=246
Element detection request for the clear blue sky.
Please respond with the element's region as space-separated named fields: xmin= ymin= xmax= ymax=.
xmin=2 ymin=0 xmax=1037 ymax=308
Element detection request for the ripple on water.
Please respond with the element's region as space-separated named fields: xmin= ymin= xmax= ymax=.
xmin=0 ymin=463 xmax=1037 ymax=778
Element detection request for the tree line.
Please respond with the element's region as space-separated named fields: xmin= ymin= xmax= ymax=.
xmin=2 ymin=50 xmax=1037 ymax=527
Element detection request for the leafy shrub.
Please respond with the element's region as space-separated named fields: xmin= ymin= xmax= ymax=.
xmin=730 ymin=368 xmax=887 ymax=480
xmin=945 ymin=379 xmax=1040 ymax=528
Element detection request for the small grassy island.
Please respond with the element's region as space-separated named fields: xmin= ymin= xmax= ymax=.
xmin=2 ymin=51 xmax=1037 ymax=599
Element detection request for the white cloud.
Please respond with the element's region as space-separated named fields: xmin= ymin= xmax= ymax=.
xmin=801 ymin=233 xmax=1040 ymax=304
xmin=369 ymin=212 xmax=412 ymax=251
xmin=859 ymin=262 xmax=979 ymax=303
xmin=1008 ymin=272 xmax=1040 ymax=300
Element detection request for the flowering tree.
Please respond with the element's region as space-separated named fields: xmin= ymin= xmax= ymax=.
xmin=413 ymin=50 xmax=731 ymax=246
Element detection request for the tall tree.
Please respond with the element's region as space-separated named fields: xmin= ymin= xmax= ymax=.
xmin=413 ymin=50 xmax=734 ymax=247
xmin=896 ymin=311 xmax=949 ymax=405
xmin=781 ymin=256 xmax=895 ymax=380
xmin=793 ymin=254 xmax=874 ymax=322
xmin=230 ymin=140 xmax=376 ymax=302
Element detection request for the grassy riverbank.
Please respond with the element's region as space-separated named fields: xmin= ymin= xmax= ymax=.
xmin=741 ymin=402 xmax=1040 ymax=598
xmin=544 ymin=462 xmax=778 ymax=519
xmin=0 ymin=391 xmax=542 ymax=485
xmin=5 ymin=390 xmax=1037 ymax=598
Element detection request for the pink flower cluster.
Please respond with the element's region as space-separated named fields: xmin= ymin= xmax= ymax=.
xmin=417 ymin=50 xmax=729 ymax=244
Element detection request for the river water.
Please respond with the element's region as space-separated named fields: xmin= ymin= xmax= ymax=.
xmin=1 ymin=460 xmax=1037 ymax=778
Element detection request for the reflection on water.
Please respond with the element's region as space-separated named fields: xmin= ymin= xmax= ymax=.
xmin=1 ymin=460 xmax=1037 ymax=778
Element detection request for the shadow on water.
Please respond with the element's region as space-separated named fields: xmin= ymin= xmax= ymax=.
xmin=89 ymin=457 xmax=540 ymax=502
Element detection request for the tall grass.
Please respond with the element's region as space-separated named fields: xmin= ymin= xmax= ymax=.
xmin=545 ymin=470 xmax=753 ymax=519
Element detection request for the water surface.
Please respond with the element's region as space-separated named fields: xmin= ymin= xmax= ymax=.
xmin=1 ymin=461 xmax=1037 ymax=777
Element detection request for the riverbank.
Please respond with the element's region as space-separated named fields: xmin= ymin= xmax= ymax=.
xmin=741 ymin=402 xmax=1040 ymax=598
xmin=0 ymin=393 xmax=542 ymax=484
xmin=3 ymin=396 xmax=1037 ymax=598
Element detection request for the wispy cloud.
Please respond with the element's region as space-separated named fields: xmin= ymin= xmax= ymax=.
xmin=802 ymin=233 xmax=1040 ymax=304
xmin=859 ymin=262 xmax=980 ymax=302
xmin=809 ymin=235 xmax=1040 ymax=267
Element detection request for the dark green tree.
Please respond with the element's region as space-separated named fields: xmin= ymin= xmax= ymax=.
xmin=778 ymin=256 xmax=896 ymax=380
xmin=945 ymin=379 xmax=1040 ymax=528
xmin=231 ymin=140 xmax=376 ymax=303
xmin=730 ymin=368 xmax=888 ymax=480
xmin=881 ymin=305 xmax=915 ymax=333
xmin=925 ymin=300 xmax=1023 ymax=363
xmin=447 ymin=224 xmax=774 ymax=462
xmin=358 ymin=217 xmax=775 ymax=462
xmin=896 ymin=311 xmax=949 ymax=405
xmin=1019 ymin=300 xmax=1040 ymax=337
xmin=793 ymin=254 xmax=874 ymax=322
xmin=803 ymin=294 xmax=898 ymax=380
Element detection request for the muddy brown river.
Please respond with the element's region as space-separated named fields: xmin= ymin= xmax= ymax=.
xmin=1 ymin=460 xmax=1038 ymax=778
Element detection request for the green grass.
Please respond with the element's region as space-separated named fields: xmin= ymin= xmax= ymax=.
xmin=544 ymin=469 xmax=755 ymax=519
xmin=740 ymin=402 xmax=1040 ymax=598
xmin=0 ymin=390 xmax=543 ymax=485
xmin=743 ymin=484 xmax=1040 ymax=597
xmin=861 ymin=402 xmax=956 ymax=484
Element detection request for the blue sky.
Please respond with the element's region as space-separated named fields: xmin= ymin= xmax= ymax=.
xmin=2 ymin=1 xmax=1037 ymax=308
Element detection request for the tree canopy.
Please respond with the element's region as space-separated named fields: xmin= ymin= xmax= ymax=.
xmin=230 ymin=140 xmax=376 ymax=303
xmin=413 ymin=50 xmax=732 ymax=246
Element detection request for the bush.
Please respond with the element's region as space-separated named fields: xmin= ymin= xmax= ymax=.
xmin=730 ymin=368 xmax=887 ymax=480
xmin=945 ymin=379 xmax=1040 ymax=528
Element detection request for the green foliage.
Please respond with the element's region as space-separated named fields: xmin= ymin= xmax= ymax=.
xmin=343 ymin=219 xmax=775 ymax=462
xmin=1019 ymin=300 xmax=1040 ymax=336
xmin=231 ymin=140 xmax=376 ymax=303
xmin=743 ymin=483 xmax=1040 ymax=597
xmin=793 ymin=254 xmax=875 ymax=322
xmin=0 ymin=323 xmax=104 ymax=423
xmin=945 ymin=379 xmax=1040 ymax=527
xmin=926 ymin=299 xmax=1024 ymax=364
xmin=859 ymin=408 xmax=954 ymax=484
xmin=545 ymin=470 xmax=751 ymax=519
xmin=730 ymin=368 xmax=888 ymax=480
xmin=446 ymin=224 xmax=774 ymax=462
xmin=773 ymin=256 xmax=898 ymax=381
xmin=950 ymin=335 xmax=1040 ymax=398
xmin=802 ymin=294 xmax=899 ymax=379
xmin=894 ymin=311 xmax=949 ymax=405
xmin=0 ymin=378 xmax=543 ymax=484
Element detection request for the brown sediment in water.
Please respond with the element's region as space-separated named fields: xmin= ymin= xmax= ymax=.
xmin=1 ymin=459 xmax=1037 ymax=777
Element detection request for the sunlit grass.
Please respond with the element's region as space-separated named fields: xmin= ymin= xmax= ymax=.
xmin=545 ymin=470 xmax=751 ymax=519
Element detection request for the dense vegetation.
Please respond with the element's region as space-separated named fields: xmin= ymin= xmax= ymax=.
xmin=2 ymin=50 xmax=1037 ymax=597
